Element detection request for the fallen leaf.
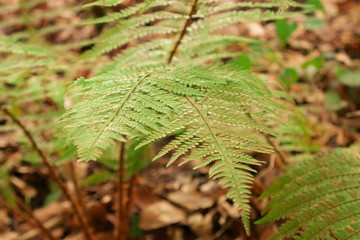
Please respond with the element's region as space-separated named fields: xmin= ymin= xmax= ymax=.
xmin=139 ymin=200 xmax=186 ymax=230
xmin=168 ymin=192 xmax=214 ymax=211
xmin=187 ymin=211 xmax=215 ymax=238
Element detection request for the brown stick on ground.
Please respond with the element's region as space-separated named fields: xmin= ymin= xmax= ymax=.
xmin=0 ymin=197 xmax=56 ymax=240
xmin=115 ymin=142 xmax=127 ymax=240
xmin=68 ymin=162 xmax=94 ymax=235
xmin=2 ymin=108 xmax=95 ymax=240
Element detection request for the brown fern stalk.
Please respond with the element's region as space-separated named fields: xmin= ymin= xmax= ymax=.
xmin=115 ymin=141 xmax=127 ymax=240
xmin=68 ymin=162 xmax=94 ymax=235
xmin=2 ymin=108 xmax=95 ymax=240
xmin=167 ymin=0 xmax=199 ymax=63
xmin=126 ymin=176 xmax=136 ymax=226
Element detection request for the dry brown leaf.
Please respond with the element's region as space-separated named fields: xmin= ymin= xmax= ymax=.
xmin=0 ymin=232 xmax=18 ymax=240
xmin=139 ymin=200 xmax=186 ymax=230
xmin=34 ymin=201 xmax=67 ymax=222
xmin=168 ymin=192 xmax=213 ymax=211
xmin=187 ymin=211 xmax=215 ymax=238
xmin=134 ymin=186 xmax=161 ymax=209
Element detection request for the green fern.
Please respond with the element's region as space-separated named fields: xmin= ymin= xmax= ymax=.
xmin=279 ymin=107 xmax=321 ymax=153
xmin=258 ymin=146 xmax=360 ymax=239
xmin=81 ymin=0 xmax=306 ymax=63
xmin=58 ymin=0 xmax=309 ymax=235
xmin=0 ymin=0 xmax=92 ymax=167
xmin=61 ymin=63 xmax=282 ymax=233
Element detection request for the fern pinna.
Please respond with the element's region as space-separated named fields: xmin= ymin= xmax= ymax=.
xmin=258 ymin=146 xmax=360 ymax=239
xmin=61 ymin=0 xmax=305 ymax=234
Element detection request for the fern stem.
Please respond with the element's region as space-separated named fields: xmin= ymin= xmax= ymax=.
xmin=264 ymin=135 xmax=287 ymax=165
xmin=115 ymin=141 xmax=127 ymax=240
xmin=68 ymin=162 xmax=94 ymax=235
xmin=167 ymin=0 xmax=199 ymax=63
xmin=2 ymin=109 xmax=95 ymax=240
xmin=0 ymin=197 xmax=56 ymax=240
xmin=126 ymin=176 xmax=136 ymax=226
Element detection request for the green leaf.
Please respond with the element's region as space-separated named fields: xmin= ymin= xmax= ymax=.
xmin=324 ymin=90 xmax=348 ymax=112
xmin=338 ymin=70 xmax=360 ymax=87
xmin=82 ymin=171 xmax=116 ymax=186
xmin=280 ymin=67 xmax=299 ymax=88
xmin=83 ymin=0 xmax=124 ymax=8
xmin=130 ymin=214 xmax=144 ymax=238
xmin=303 ymin=17 xmax=325 ymax=31
xmin=303 ymin=56 xmax=324 ymax=70
xmin=229 ymin=54 xmax=251 ymax=70
xmin=276 ymin=20 xmax=297 ymax=47
xmin=43 ymin=185 xmax=61 ymax=206
xmin=307 ymin=0 xmax=325 ymax=12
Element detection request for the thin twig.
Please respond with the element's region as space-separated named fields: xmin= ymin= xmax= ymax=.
xmin=2 ymin=108 xmax=95 ymax=240
xmin=0 ymin=197 xmax=56 ymax=240
xmin=68 ymin=162 xmax=94 ymax=235
xmin=264 ymin=134 xmax=287 ymax=165
xmin=115 ymin=141 xmax=127 ymax=240
xmin=167 ymin=0 xmax=199 ymax=63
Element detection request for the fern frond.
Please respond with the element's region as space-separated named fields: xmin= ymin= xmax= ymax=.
xmin=196 ymin=1 xmax=305 ymax=17
xmin=258 ymin=147 xmax=360 ymax=240
xmin=61 ymin=63 xmax=281 ymax=235
xmin=84 ymin=0 xmax=187 ymax=24
xmin=82 ymin=0 xmax=307 ymax=65
xmin=112 ymin=39 xmax=172 ymax=67
xmin=59 ymin=0 xmax=305 ymax=235
xmin=187 ymin=9 xmax=294 ymax=37
xmin=84 ymin=0 xmax=125 ymax=8
xmin=82 ymin=25 xmax=179 ymax=58
xmin=279 ymin=107 xmax=321 ymax=153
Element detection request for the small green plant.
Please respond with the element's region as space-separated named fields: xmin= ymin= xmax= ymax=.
xmin=276 ymin=19 xmax=297 ymax=47
xmin=60 ymin=0 xmax=309 ymax=237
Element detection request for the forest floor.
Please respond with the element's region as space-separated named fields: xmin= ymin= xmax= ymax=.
xmin=0 ymin=0 xmax=359 ymax=239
